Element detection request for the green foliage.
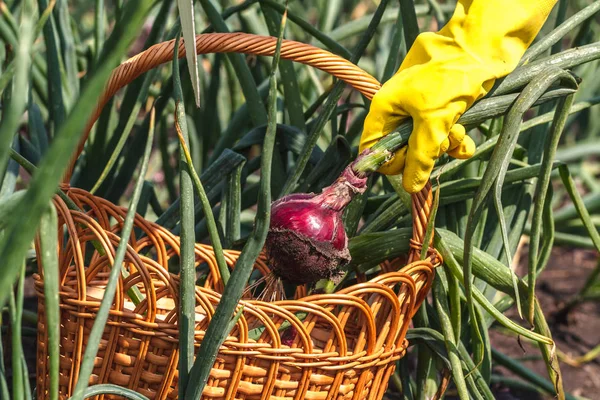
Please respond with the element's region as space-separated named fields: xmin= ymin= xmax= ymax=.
xmin=1 ymin=1 xmax=600 ymax=399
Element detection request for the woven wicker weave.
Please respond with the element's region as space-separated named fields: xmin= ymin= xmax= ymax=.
xmin=34 ymin=33 xmax=441 ymax=400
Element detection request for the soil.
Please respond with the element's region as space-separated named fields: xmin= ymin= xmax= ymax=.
xmin=383 ymin=246 xmax=600 ymax=400
xmin=488 ymin=246 xmax=600 ymax=400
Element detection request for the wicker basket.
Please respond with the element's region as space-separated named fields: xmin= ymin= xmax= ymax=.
xmin=33 ymin=33 xmax=442 ymax=400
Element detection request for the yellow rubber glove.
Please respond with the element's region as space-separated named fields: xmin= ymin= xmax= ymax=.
xmin=360 ymin=0 xmax=558 ymax=193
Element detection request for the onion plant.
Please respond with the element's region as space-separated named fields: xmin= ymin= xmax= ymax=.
xmin=1 ymin=1 xmax=600 ymax=399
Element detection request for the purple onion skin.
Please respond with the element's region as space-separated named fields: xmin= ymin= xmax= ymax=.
xmin=281 ymin=325 xmax=297 ymax=347
xmin=265 ymin=163 xmax=368 ymax=285
xmin=269 ymin=198 xmax=347 ymax=250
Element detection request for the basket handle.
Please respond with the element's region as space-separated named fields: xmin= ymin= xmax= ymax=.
xmin=408 ymin=181 xmax=434 ymax=263
xmin=67 ymin=32 xmax=435 ymax=256
xmin=64 ymin=33 xmax=381 ymax=181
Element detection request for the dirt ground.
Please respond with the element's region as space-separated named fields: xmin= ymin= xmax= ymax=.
xmin=382 ymin=246 xmax=600 ymax=400
xmin=489 ymin=246 xmax=600 ymax=400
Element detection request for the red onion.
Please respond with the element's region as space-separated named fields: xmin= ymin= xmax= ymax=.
xmin=265 ymin=163 xmax=368 ymax=284
xmin=280 ymin=325 xmax=297 ymax=347
xmin=262 ymin=129 xmax=412 ymax=288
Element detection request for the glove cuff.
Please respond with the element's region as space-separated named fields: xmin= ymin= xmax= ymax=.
xmin=439 ymin=0 xmax=558 ymax=75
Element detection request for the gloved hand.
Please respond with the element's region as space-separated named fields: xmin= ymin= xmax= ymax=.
xmin=360 ymin=0 xmax=558 ymax=193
